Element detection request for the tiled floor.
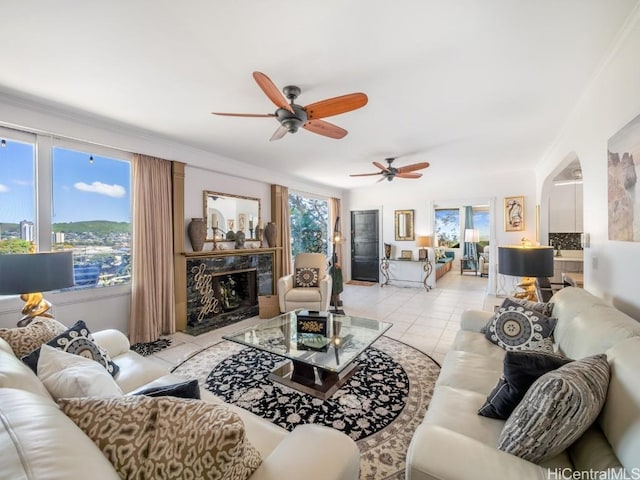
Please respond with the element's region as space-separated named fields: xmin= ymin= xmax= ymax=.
xmin=150 ymin=271 xmax=502 ymax=370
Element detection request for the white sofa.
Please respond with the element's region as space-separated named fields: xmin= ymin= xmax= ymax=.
xmin=406 ymin=287 xmax=640 ymax=479
xmin=0 ymin=327 xmax=360 ymax=480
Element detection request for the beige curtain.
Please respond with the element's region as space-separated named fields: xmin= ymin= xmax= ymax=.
xmin=130 ymin=154 xmax=176 ymax=344
xmin=278 ymin=185 xmax=292 ymax=276
xmin=330 ymin=197 xmax=343 ymax=265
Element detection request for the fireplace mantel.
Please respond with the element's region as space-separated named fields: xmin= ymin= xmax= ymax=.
xmin=182 ymin=247 xmax=280 ymax=258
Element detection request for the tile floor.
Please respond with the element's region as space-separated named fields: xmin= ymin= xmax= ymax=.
xmin=149 ymin=271 xmax=502 ymax=370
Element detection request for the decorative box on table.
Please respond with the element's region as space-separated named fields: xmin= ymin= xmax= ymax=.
xmin=296 ymin=310 xmax=330 ymax=336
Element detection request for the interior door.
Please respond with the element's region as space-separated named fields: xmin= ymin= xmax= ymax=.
xmin=351 ymin=210 xmax=379 ymax=282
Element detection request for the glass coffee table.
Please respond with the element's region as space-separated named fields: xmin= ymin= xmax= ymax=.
xmin=223 ymin=311 xmax=392 ymax=400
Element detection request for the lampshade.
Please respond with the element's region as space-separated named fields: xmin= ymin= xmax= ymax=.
xmin=0 ymin=252 xmax=75 ymax=294
xmin=498 ymin=246 xmax=554 ymax=278
xmin=464 ymin=229 xmax=480 ymax=243
xmin=416 ymin=236 xmax=432 ymax=247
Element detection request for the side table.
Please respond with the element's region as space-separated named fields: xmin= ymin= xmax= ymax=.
xmin=460 ymin=257 xmax=478 ymax=276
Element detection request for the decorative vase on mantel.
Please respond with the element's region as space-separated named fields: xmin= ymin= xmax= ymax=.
xmin=264 ymin=221 xmax=277 ymax=247
xmin=187 ymin=218 xmax=206 ymax=252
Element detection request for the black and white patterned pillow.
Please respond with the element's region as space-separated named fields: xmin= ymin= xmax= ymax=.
xmin=483 ymin=298 xmax=557 ymax=351
xmin=497 ymin=354 xmax=610 ymax=463
xmin=295 ymin=267 xmax=320 ymax=287
xmin=22 ymin=320 xmax=119 ymax=377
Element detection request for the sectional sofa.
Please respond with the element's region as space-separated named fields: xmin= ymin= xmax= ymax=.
xmin=0 ymin=325 xmax=360 ymax=479
xmin=406 ymin=287 xmax=640 ymax=479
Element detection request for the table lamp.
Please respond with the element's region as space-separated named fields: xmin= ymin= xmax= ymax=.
xmin=0 ymin=251 xmax=75 ymax=326
xmin=498 ymin=246 xmax=554 ymax=301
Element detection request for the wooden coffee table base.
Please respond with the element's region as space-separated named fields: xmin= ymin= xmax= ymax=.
xmin=269 ymin=359 xmax=359 ymax=400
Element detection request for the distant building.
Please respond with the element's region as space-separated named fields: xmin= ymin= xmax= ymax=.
xmin=20 ymin=220 xmax=34 ymax=241
xmin=52 ymin=231 xmax=65 ymax=244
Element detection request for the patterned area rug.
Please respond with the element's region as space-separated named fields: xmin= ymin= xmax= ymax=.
xmin=130 ymin=338 xmax=172 ymax=356
xmin=172 ymin=336 xmax=440 ymax=479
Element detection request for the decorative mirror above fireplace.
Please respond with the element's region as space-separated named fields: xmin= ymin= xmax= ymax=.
xmin=203 ymin=191 xmax=261 ymax=241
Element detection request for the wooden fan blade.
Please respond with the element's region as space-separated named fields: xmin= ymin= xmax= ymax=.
xmin=373 ymin=161 xmax=390 ymax=172
xmin=269 ymin=125 xmax=288 ymax=142
xmin=349 ymin=172 xmax=383 ymax=177
xmin=305 ymin=93 xmax=368 ymax=120
xmin=253 ymin=72 xmax=295 ymax=114
xmin=396 ymin=172 xmax=422 ymax=179
xmin=211 ymin=112 xmax=275 ymax=118
xmin=303 ymin=120 xmax=347 ymax=139
xmin=396 ymin=162 xmax=430 ymax=173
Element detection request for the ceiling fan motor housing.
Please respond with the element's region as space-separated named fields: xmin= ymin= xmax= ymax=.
xmin=276 ymin=104 xmax=308 ymax=133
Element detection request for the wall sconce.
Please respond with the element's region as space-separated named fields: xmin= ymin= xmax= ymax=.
xmin=0 ymin=251 xmax=75 ymax=326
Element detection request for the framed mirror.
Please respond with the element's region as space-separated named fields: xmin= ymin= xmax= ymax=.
xmin=395 ymin=209 xmax=415 ymax=241
xmin=203 ymin=191 xmax=261 ymax=241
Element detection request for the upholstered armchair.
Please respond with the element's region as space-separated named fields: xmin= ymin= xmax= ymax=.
xmin=478 ymin=245 xmax=490 ymax=277
xmin=278 ymin=253 xmax=333 ymax=313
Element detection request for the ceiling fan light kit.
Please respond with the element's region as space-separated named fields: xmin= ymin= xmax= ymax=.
xmin=212 ymin=71 xmax=367 ymax=141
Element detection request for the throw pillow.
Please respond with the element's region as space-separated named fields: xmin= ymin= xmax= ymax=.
xmin=497 ymin=354 xmax=610 ymax=463
xmin=510 ymin=297 xmax=554 ymax=317
xmin=478 ymin=349 xmax=572 ymax=419
xmin=134 ymin=379 xmax=201 ymax=400
xmin=22 ymin=320 xmax=119 ymax=377
xmin=59 ymin=396 xmax=263 ymax=480
xmin=483 ymin=298 xmax=557 ymax=351
xmin=37 ymin=344 xmax=123 ymax=401
xmin=0 ymin=318 xmax=67 ymax=357
xmin=295 ymin=267 xmax=320 ymax=288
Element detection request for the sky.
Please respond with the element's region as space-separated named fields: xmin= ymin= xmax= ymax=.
xmin=0 ymin=140 xmax=131 ymax=224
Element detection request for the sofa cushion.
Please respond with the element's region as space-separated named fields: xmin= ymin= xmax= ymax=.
xmin=483 ymin=298 xmax=557 ymax=351
xmin=0 ymin=347 xmax=54 ymax=400
xmin=497 ymin=354 xmax=610 ymax=463
xmin=295 ymin=267 xmax=320 ymax=287
xmin=133 ymin=378 xmax=200 ymax=400
xmin=37 ymin=344 xmax=123 ymax=401
xmin=22 ymin=320 xmax=120 ymax=377
xmin=0 ymin=388 xmax=120 ymax=480
xmin=59 ymin=395 xmax=263 ymax=480
xmin=0 ymin=317 xmax=67 ymax=357
xmin=285 ymin=287 xmax=321 ymax=303
xmin=478 ymin=350 xmax=572 ymax=420
xmin=435 ymin=350 xmax=503 ymax=395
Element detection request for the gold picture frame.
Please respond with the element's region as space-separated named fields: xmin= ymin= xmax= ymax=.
xmin=400 ymin=250 xmax=412 ymax=260
xmin=395 ymin=209 xmax=415 ymax=241
xmin=504 ymin=196 xmax=525 ymax=232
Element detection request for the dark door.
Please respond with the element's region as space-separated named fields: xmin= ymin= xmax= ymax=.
xmin=351 ymin=210 xmax=379 ymax=282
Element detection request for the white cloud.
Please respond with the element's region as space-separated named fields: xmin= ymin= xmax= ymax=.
xmin=74 ymin=181 xmax=126 ymax=198
xmin=0 ymin=184 xmax=9 ymax=193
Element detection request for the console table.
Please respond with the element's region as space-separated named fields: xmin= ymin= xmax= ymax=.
xmin=380 ymin=258 xmax=433 ymax=290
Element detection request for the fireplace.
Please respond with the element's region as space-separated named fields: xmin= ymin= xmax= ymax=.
xmin=185 ymin=250 xmax=274 ymax=335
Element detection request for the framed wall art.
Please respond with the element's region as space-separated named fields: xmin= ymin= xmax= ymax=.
xmin=395 ymin=209 xmax=415 ymax=241
xmin=504 ymin=196 xmax=525 ymax=232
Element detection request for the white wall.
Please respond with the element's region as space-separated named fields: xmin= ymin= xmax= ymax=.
xmin=0 ymin=95 xmax=342 ymax=331
xmin=344 ymin=168 xmax=537 ymax=293
xmin=535 ymin=7 xmax=640 ymax=320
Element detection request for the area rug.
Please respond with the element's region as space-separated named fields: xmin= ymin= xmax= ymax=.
xmin=171 ymin=336 xmax=440 ymax=479
xmin=346 ymin=280 xmax=378 ymax=286
xmin=130 ymin=337 xmax=172 ymax=356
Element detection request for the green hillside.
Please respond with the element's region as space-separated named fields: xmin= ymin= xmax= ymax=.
xmin=53 ymin=221 xmax=130 ymax=234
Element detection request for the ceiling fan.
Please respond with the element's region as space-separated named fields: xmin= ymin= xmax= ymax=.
xmin=212 ymin=72 xmax=368 ymax=141
xmin=350 ymin=157 xmax=430 ymax=182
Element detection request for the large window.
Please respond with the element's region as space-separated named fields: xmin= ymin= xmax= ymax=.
xmin=0 ymin=127 xmax=132 ymax=289
xmin=289 ymin=192 xmax=329 ymax=256
xmin=472 ymin=206 xmax=490 ymax=245
xmin=0 ymin=131 xmax=36 ymax=254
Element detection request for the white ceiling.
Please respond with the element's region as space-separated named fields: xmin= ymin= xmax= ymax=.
xmin=0 ymin=1 xmax=637 ymax=190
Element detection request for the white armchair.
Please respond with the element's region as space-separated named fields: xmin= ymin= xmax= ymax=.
xmin=479 ymin=245 xmax=490 ymax=277
xmin=278 ymin=253 xmax=332 ymax=313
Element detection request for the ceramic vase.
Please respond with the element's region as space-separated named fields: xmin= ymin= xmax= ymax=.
xmin=235 ymin=230 xmax=246 ymax=249
xmin=264 ymin=222 xmax=277 ymax=247
xmin=188 ymin=218 xmax=206 ymax=252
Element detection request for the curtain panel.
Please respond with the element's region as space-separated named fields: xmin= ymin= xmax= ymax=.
xmin=130 ymin=154 xmax=176 ymax=344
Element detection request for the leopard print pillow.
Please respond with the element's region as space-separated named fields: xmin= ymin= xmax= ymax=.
xmin=0 ymin=318 xmax=67 ymax=357
xmin=59 ymin=396 xmax=262 ymax=480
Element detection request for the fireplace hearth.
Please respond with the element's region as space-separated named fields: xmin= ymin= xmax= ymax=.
xmin=185 ymin=250 xmax=274 ymax=335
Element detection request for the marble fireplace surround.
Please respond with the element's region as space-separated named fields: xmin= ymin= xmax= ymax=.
xmin=184 ymin=248 xmax=276 ymax=335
